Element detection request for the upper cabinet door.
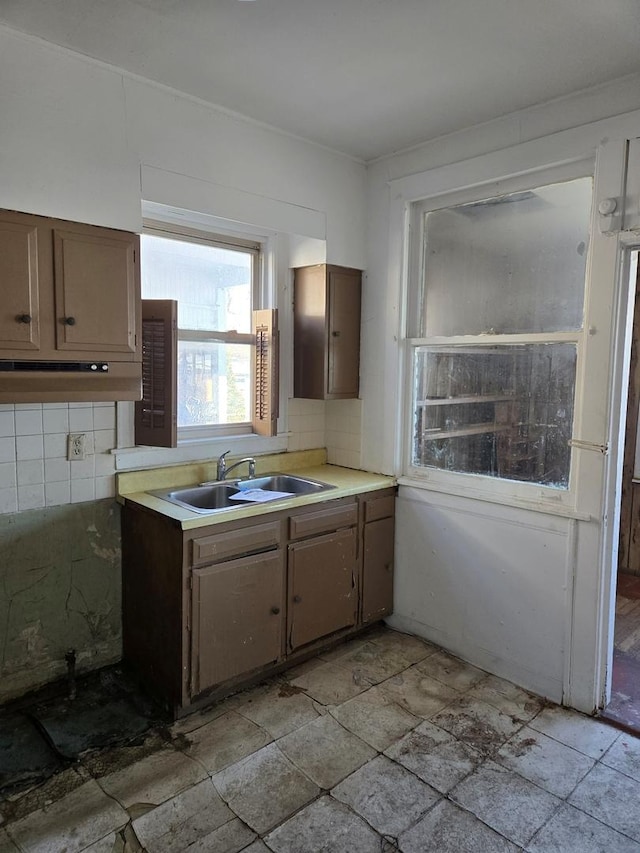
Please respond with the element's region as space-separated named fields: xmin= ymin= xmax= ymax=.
xmin=0 ymin=217 xmax=40 ymax=351
xmin=53 ymin=227 xmax=138 ymax=355
xmin=328 ymin=268 xmax=361 ymax=397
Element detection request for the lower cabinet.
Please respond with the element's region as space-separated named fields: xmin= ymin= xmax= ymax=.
xmin=122 ymin=487 xmax=395 ymax=716
xmin=191 ymin=549 xmax=285 ymax=695
xmin=362 ymin=492 xmax=395 ymax=624
xmin=288 ymin=527 xmax=357 ymax=651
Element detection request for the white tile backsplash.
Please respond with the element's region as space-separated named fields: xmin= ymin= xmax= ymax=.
xmin=0 ymin=411 xmax=15 ymax=437
xmin=16 ymin=434 xmax=43 ymax=461
xmin=15 ymin=409 xmax=43 ymax=436
xmin=18 ymin=483 xmax=45 ymax=511
xmin=0 ymin=404 xmax=118 ymax=515
xmin=17 ymin=459 xmax=44 ymax=486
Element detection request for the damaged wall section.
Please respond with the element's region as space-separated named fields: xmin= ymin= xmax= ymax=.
xmin=0 ymin=500 xmax=122 ymax=703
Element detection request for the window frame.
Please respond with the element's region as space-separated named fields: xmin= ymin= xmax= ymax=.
xmin=142 ymin=220 xmax=264 ymax=442
xmin=402 ymin=167 xmax=595 ymax=511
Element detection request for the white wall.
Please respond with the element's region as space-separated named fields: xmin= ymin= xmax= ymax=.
xmin=364 ymin=76 xmax=640 ymax=713
xmin=0 ymin=26 xmax=368 ymax=511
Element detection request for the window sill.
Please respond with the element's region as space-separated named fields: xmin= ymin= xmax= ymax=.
xmin=397 ymin=474 xmax=593 ymax=521
xmin=114 ymin=433 xmax=288 ymax=472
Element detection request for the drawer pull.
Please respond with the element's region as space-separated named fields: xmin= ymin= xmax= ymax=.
xmin=293 ymin=595 xmax=302 ymax=604
xmin=16 ymin=314 xmax=32 ymax=324
xmin=63 ymin=316 xmax=76 ymax=326
xmin=271 ymin=606 xmax=281 ymax=615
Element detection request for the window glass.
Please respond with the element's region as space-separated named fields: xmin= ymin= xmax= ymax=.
xmin=178 ymin=341 xmax=251 ymax=428
xmin=141 ymin=231 xmax=256 ymax=431
xmin=141 ymin=234 xmax=252 ymax=332
xmin=412 ymin=343 xmax=577 ymax=488
xmin=418 ymin=177 xmax=592 ymax=337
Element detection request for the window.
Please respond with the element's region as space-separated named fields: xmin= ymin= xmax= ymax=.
xmin=407 ymin=176 xmax=593 ymax=491
xmin=136 ymin=223 xmax=278 ymax=446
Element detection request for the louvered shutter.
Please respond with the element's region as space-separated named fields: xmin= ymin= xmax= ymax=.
xmin=252 ymin=309 xmax=279 ymax=437
xmin=135 ymin=299 xmax=178 ymax=447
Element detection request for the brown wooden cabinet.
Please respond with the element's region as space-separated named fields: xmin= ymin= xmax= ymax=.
xmin=293 ymin=264 xmax=361 ymax=399
xmin=122 ymin=487 xmax=394 ymax=717
xmin=361 ymin=490 xmax=395 ymax=624
xmin=0 ymin=209 xmax=141 ymax=402
xmin=287 ymin=501 xmax=359 ymax=650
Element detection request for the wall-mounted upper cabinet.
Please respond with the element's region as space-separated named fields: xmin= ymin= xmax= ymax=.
xmin=293 ymin=264 xmax=361 ymax=400
xmin=0 ymin=210 xmax=141 ymax=402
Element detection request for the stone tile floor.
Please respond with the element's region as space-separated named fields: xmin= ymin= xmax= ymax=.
xmin=2 ymin=626 xmax=640 ymax=852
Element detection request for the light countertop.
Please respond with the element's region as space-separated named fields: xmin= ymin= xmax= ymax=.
xmin=117 ymin=452 xmax=395 ymax=530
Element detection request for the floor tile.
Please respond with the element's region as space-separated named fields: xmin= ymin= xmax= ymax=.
xmin=131 ymin=778 xmax=234 ymax=851
xmin=240 ymin=842 xmax=270 ymax=853
xmin=368 ymin=628 xmax=437 ymax=665
xmin=182 ymin=710 xmax=272 ymax=774
xmin=79 ymin=835 xmax=120 ymax=852
xmin=0 ymin=830 xmax=19 ymax=852
xmin=497 ymin=726 xmax=594 ymax=797
xmin=451 ymin=760 xmax=560 ymax=847
xmin=399 ymin=799 xmax=520 ymax=853
xmin=467 ymin=674 xmax=544 ymax=722
xmin=171 ymin=696 xmax=244 ymax=736
xmin=278 ymin=715 xmax=375 ymax=789
xmin=98 ymin=747 xmax=208 ymax=809
xmin=529 ymin=706 xmax=619 ymax=758
xmin=526 ymin=803 xmax=640 ymax=853
xmin=385 ymin=720 xmax=482 ymax=794
xmin=329 ymin=685 xmax=419 ymax=751
xmin=235 ymin=682 xmax=320 ymax=738
xmin=289 ymin=661 xmax=372 ymax=705
xmin=264 ymin=795 xmax=381 ymax=853
xmin=414 ymin=650 xmax=487 ymax=692
xmin=331 ymin=640 xmax=424 ymax=684
xmin=568 ymin=763 xmax=640 ymax=841
xmin=7 ymin=779 xmax=129 ymax=853
xmin=430 ymin=697 xmax=523 ymax=754
xmin=331 ymin=755 xmax=440 ymax=837
xmin=601 ymin=732 xmax=640 ymax=782
xmin=166 ymin=817 xmax=255 ymax=853
xmin=377 ymin=665 xmax=458 ymax=718
xmin=319 ymin=635 xmax=370 ymax=662
xmin=211 ymin=743 xmax=319 ymax=835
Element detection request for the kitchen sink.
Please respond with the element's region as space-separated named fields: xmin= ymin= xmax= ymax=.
xmin=148 ymin=473 xmax=335 ymax=514
xmin=235 ymin=474 xmax=336 ymax=495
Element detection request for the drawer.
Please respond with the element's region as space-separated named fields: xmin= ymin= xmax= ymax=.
xmin=363 ymin=493 xmax=395 ymax=523
xmin=289 ymin=501 xmax=358 ymax=540
xmin=192 ymin=520 xmax=281 ymax=566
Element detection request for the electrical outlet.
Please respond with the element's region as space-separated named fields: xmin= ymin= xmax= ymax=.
xmin=67 ymin=433 xmax=87 ymax=461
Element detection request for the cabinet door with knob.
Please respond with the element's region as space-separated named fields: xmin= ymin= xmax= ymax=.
xmin=287 ymin=527 xmax=358 ymax=651
xmin=0 ymin=209 xmax=139 ymax=362
xmin=361 ymin=491 xmax=395 ymax=624
xmin=293 ymin=264 xmax=361 ymax=399
xmin=191 ymin=549 xmax=285 ymax=695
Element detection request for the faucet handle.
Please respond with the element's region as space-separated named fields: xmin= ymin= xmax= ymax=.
xmin=216 ymin=449 xmax=231 ymax=480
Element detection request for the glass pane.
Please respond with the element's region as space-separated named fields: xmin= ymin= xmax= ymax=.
xmin=418 ymin=177 xmax=592 ymax=336
xmin=412 ymin=344 xmax=577 ymax=488
xmin=178 ymin=341 xmax=251 ymax=427
xmin=141 ymin=234 xmax=252 ymax=332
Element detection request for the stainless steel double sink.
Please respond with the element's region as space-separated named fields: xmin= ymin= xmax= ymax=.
xmin=149 ymin=473 xmax=336 ymax=515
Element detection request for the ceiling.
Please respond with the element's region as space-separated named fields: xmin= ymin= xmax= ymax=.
xmin=2 ymin=0 xmax=640 ymax=161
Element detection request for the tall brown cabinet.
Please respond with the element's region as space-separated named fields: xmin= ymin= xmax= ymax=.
xmin=293 ymin=264 xmax=361 ymax=399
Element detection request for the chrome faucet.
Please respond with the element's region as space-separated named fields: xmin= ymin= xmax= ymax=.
xmin=216 ymin=450 xmax=256 ymax=481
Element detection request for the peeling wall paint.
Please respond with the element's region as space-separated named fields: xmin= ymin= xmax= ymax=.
xmin=0 ymin=500 xmax=122 ymax=702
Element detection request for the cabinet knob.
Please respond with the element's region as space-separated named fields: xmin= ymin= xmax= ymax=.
xmin=293 ymin=595 xmax=302 ymax=604
xmin=385 ymin=562 xmax=392 ymax=572
xmin=16 ymin=314 xmax=32 ymax=324
xmin=331 ymin=330 xmax=341 ymax=337
xmin=63 ymin=316 xmax=76 ymax=326
xmin=271 ymin=606 xmax=280 ymax=615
